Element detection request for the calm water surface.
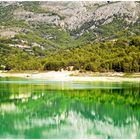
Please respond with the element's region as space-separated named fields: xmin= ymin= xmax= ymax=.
xmin=0 ymin=77 xmax=140 ymax=138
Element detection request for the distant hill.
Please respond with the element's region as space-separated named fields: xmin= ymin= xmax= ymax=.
xmin=0 ymin=1 xmax=140 ymax=72
xmin=0 ymin=1 xmax=140 ymax=54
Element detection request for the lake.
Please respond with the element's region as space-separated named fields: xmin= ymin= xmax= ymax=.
xmin=0 ymin=77 xmax=140 ymax=138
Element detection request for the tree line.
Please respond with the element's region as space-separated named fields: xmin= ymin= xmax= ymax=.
xmin=0 ymin=36 xmax=140 ymax=73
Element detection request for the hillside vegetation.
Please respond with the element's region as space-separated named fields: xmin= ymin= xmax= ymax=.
xmin=0 ymin=36 xmax=140 ymax=73
xmin=0 ymin=1 xmax=140 ymax=73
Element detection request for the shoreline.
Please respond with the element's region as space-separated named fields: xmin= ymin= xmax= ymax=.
xmin=0 ymin=71 xmax=140 ymax=82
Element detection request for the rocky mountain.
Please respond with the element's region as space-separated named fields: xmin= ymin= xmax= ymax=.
xmin=0 ymin=1 xmax=140 ymax=54
xmin=11 ymin=1 xmax=140 ymax=29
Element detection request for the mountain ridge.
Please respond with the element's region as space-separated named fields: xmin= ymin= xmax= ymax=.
xmin=0 ymin=1 xmax=140 ymax=72
xmin=0 ymin=1 xmax=139 ymax=52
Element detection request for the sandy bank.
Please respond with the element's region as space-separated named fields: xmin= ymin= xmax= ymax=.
xmin=0 ymin=71 xmax=140 ymax=82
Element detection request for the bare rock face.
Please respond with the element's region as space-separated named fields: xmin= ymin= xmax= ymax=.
xmin=0 ymin=1 xmax=139 ymax=52
xmin=1 ymin=1 xmax=140 ymax=31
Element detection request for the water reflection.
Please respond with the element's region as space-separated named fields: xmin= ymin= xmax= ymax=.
xmin=0 ymin=78 xmax=140 ymax=138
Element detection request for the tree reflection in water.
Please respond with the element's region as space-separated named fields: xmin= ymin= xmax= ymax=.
xmin=0 ymin=78 xmax=140 ymax=138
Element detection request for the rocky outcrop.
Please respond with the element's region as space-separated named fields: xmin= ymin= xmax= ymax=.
xmin=11 ymin=1 xmax=140 ymax=30
xmin=0 ymin=1 xmax=140 ymax=39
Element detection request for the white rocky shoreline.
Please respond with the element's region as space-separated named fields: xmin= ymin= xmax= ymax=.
xmin=0 ymin=71 xmax=140 ymax=82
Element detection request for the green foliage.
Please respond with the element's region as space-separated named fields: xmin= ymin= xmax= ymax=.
xmin=0 ymin=35 xmax=140 ymax=72
xmin=130 ymin=36 xmax=140 ymax=46
xmin=33 ymin=24 xmax=93 ymax=49
xmin=21 ymin=2 xmax=47 ymax=13
xmin=0 ymin=43 xmax=43 ymax=71
xmin=0 ymin=1 xmax=140 ymax=73
xmin=43 ymin=36 xmax=140 ymax=72
xmin=2 ymin=20 xmax=29 ymax=28
xmin=0 ymin=5 xmax=15 ymax=23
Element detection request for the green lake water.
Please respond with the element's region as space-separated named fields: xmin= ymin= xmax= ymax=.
xmin=0 ymin=77 xmax=140 ymax=138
